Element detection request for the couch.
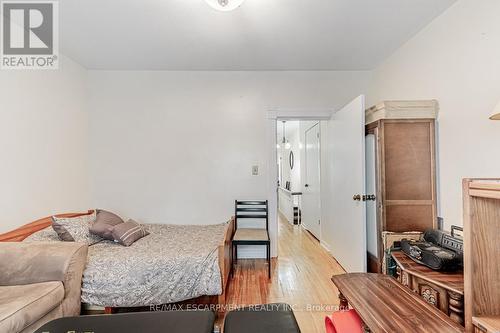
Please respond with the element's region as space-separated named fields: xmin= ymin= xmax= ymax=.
xmin=0 ymin=242 xmax=88 ymax=333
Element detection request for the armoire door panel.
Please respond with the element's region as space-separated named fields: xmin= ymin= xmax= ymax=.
xmin=385 ymin=204 xmax=434 ymax=232
xmin=383 ymin=122 xmax=433 ymax=201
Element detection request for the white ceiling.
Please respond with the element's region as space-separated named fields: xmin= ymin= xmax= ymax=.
xmin=60 ymin=0 xmax=456 ymax=70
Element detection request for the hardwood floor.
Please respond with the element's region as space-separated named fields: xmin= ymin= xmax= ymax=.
xmin=220 ymin=215 xmax=345 ymax=332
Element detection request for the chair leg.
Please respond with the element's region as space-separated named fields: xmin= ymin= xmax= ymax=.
xmin=267 ymin=244 xmax=271 ymax=279
xmin=232 ymin=244 xmax=238 ymax=278
xmin=232 ymin=244 xmax=235 ymax=278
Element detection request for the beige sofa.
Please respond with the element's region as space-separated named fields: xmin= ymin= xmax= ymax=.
xmin=0 ymin=242 xmax=88 ymax=333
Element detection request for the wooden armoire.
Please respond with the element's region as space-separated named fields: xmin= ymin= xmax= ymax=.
xmin=462 ymin=179 xmax=500 ymax=333
xmin=365 ymin=100 xmax=439 ymax=273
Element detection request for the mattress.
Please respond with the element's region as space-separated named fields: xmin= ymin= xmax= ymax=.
xmin=24 ymin=222 xmax=226 ymax=307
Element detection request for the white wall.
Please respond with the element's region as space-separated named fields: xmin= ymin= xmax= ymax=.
xmin=278 ymin=188 xmax=294 ymax=224
xmin=0 ymin=56 xmax=90 ymax=233
xmin=368 ymin=0 xmax=500 ymax=230
xmin=87 ymin=71 xmax=370 ymax=257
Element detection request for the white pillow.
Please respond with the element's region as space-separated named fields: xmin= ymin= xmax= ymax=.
xmin=52 ymin=211 xmax=101 ymax=245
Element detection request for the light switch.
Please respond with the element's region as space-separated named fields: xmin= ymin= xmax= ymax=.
xmin=252 ymin=165 xmax=259 ymax=176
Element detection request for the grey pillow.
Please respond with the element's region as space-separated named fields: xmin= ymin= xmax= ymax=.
xmin=111 ymin=219 xmax=149 ymax=246
xmin=89 ymin=209 xmax=124 ymax=240
xmin=52 ymin=211 xmax=101 ymax=245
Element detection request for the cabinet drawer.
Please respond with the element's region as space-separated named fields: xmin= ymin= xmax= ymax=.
xmin=411 ymin=276 xmax=447 ymax=313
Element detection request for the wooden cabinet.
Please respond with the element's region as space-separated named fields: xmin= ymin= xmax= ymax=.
xmin=392 ymin=251 xmax=464 ymax=325
xmin=365 ymin=100 xmax=439 ymax=272
xmin=463 ymin=179 xmax=500 ymax=333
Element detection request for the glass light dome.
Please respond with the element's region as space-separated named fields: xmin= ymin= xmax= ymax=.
xmin=205 ymin=0 xmax=245 ymax=12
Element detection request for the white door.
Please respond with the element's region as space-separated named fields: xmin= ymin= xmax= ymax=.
xmin=302 ymin=123 xmax=321 ymax=239
xmin=325 ymin=95 xmax=367 ymax=272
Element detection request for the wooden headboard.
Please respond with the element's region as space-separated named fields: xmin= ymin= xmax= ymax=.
xmin=0 ymin=210 xmax=94 ymax=242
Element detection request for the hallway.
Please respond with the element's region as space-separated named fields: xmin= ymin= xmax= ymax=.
xmin=225 ymin=215 xmax=345 ymax=332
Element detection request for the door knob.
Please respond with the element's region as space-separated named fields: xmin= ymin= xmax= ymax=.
xmin=353 ymin=194 xmax=361 ymax=201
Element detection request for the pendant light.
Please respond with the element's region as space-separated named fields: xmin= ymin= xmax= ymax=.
xmin=281 ymin=121 xmax=291 ymax=150
xmin=205 ymin=0 xmax=245 ymax=12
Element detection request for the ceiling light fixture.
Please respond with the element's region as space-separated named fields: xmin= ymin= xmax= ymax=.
xmin=489 ymin=101 xmax=500 ymax=120
xmin=281 ymin=121 xmax=292 ymax=150
xmin=204 ymin=0 xmax=245 ymax=12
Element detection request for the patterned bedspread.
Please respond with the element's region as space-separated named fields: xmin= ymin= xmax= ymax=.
xmin=24 ymin=222 xmax=227 ymax=307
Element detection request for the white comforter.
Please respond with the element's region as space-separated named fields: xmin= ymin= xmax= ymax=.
xmin=25 ymin=223 xmax=226 ymax=307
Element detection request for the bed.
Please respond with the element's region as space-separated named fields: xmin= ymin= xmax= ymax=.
xmin=0 ymin=211 xmax=234 ymax=312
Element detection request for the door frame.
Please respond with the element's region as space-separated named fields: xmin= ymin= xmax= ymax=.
xmin=266 ymin=109 xmax=333 ymax=257
xmin=365 ymin=125 xmax=383 ymax=272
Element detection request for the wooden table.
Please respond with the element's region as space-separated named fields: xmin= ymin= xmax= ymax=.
xmin=391 ymin=251 xmax=464 ymax=324
xmin=331 ymin=273 xmax=464 ymax=333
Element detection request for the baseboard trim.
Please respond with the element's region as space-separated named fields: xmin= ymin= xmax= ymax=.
xmin=320 ymin=241 xmax=331 ymax=253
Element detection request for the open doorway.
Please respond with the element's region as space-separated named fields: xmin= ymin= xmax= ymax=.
xmin=277 ymin=120 xmax=322 ymax=241
xmin=268 ymin=95 xmax=368 ymax=273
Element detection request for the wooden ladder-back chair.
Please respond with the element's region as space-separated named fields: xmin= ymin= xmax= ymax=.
xmin=232 ymin=200 xmax=271 ymax=278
